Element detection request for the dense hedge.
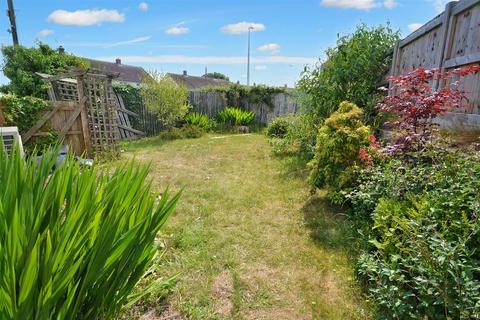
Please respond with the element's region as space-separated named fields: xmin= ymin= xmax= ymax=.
xmin=343 ymin=150 xmax=480 ymax=319
xmin=298 ymin=24 xmax=399 ymax=128
xmin=1 ymin=43 xmax=88 ymax=99
xmin=1 ymin=95 xmax=50 ymax=133
xmin=0 ymin=95 xmax=58 ymax=154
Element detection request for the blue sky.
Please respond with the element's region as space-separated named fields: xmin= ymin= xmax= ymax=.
xmin=0 ymin=0 xmax=452 ymax=87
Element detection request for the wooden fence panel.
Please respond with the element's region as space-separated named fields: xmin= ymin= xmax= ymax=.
xmin=189 ymin=91 xmax=298 ymax=124
xmin=49 ymin=101 xmax=86 ymax=155
xmin=391 ymin=0 xmax=480 ymax=129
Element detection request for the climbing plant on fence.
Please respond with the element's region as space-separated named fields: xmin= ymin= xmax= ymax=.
xmin=1 ymin=43 xmax=88 ymax=99
xmin=0 ymin=95 xmax=58 ymax=153
xmin=203 ymin=83 xmax=286 ymax=108
xmin=113 ymin=83 xmax=144 ymax=131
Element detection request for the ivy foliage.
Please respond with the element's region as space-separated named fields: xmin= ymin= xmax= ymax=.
xmin=0 ymin=95 xmax=51 ymax=133
xmin=298 ymin=24 xmax=400 ymax=128
xmin=112 ymin=83 xmax=144 ymax=131
xmin=0 ymin=94 xmax=58 ymax=154
xmin=204 ymin=72 xmax=230 ymax=81
xmin=1 ymin=43 xmax=89 ymax=99
xmin=307 ymin=101 xmax=371 ymax=191
xmin=203 ymin=83 xmax=286 ymax=108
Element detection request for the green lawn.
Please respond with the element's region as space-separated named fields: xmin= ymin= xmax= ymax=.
xmin=120 ymin=133 xmax=371 ymax=320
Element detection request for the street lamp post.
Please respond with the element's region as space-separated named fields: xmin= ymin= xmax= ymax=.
xmin=247 ymin=26 xmax=254 ymax=86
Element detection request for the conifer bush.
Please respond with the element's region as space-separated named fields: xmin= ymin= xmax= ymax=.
xmin=0 ymin=147 xmax=180 ymax=319
xmin=307 ymin=101 xmax=371 ymax=191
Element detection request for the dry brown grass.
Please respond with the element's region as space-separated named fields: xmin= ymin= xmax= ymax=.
xmin=120 ymin=133 xmax=372 ymax=320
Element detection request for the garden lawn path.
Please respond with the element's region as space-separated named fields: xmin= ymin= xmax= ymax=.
xmin=121 ymin=133 xmax=371 ymax=320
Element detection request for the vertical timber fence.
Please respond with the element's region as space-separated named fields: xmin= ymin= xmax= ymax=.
xmin=390 ymin=0 xmax=480 ymax=130
xmin=188 ymin=91 xmax=298 ymax=124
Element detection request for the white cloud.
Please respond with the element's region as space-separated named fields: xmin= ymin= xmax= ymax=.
xmin=321 ymin=0 xmax=397 ymax=10
xmin=383 ymin=0 xmax=398 ymax=9
xmin=165 ymin=26 xmax=189 ymax=35
xmin=255 ymin=65 xmax=267 ymax=71
xmin=408 ymin=23 xmax=423 ymax=31
xmin=95 ymin=55 xmax=316 ymax=65
xmin=38 ymin=29 xmax=54 ymax=37
xmin=428 ymin=0 xmax=458 ymax=13
xmin=138 ymin=2 xmax=148 ymax=11
xmin=104 ymin=36 xmax=151 ymax=48
xmin=221 ymin=22 xmax=266 ymax=35
xmin=257 ymin=43 xmax=281 ymax=53
xmin=47 ymin=9 xmax=125 ymax=26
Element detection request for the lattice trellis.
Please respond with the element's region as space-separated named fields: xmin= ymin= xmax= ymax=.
xmin=40 ymin=69 xmax=121 ymax=156
xmin=81 ymin=72 xmax=120 ymax=154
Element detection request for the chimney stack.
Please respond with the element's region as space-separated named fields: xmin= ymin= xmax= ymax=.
xmin=183 ymin=70 xmax=187 ymax=76
xmin=115 ymin=58 xmax=121 ymax=65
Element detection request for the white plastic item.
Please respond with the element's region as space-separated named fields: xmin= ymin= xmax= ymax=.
xmin=0 ymin=126 xmax=24 ymax=157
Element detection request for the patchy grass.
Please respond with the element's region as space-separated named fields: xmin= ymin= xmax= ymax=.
xmin=120 ymin=133 xmax=372 ymax=320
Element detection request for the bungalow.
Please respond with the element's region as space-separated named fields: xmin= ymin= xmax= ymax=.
xmin=167 ymin=71 xmax=230 ymax=91
xmin=86 ymin=58 xmax=149 ymax=87
xmin=85 ymin=58 xmax=229 ymax=90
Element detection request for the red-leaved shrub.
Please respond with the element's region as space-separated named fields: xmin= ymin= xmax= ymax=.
xmin=378 ymin=65 xmax=480 ymax=154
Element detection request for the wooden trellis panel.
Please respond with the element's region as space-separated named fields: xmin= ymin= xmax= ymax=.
xmin=37 ymin=69 xmax=145 ymax=156
xmin=20 ymin=101 xmax=88 ymax=156
xmin=80 ymin=72 xmax=120 ymax=154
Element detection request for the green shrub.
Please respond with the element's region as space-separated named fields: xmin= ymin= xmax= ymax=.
xmin=158 ymin=128 xmax=184 ymax=140
xmin=216 ymin=107 xmax=255 ymax=126
xmin=141 ymin=72 xmax=190 ymax=129
xmin=266 ymin=114 xmax=317 ymax=157
xmin=298 ymin=24 xmax=399 ymax=127
xmin=1 ymin=43 xmax=88 ymax=99
xmin=184 ymin=112 xmax=213 ymax=131
xmin=307 ymin=101 xmax=371 ymax=191
xmin=181 ymin=124 xmax=204 ymax=138
xmin=0 ymin=94 xmax=59 ymax=154
xmin=266 ymin=116 xmax=291 ymax=138
xmin=346 ymin=150 xmax=480 ymax=319
xmin=158 ymin=124 xmax=205 ymax=140
xmin=1 ymin=94 xmax=51 ymax=133
xmin=0 ymin=147 xmax=180 ymax=319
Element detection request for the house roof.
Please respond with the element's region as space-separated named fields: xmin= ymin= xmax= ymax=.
xmin=167 ymin=72 xmax=230 ymax=90
xmin=86 ymin=58 xmax=149 ymax=85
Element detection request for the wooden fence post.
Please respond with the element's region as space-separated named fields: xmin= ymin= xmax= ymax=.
xmin=76 ymin=75 xmax=92 ymax=157
xmin=434 ymin=1 xmax=456 ymax=90
xmin=0 ymin=101 xmax=5 ymax=126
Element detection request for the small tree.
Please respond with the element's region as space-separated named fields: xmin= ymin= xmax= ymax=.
xmin=140 ymin=72 xmax=191 ymax=129
xmin=1 ymin=43 xmax=88 ymax=99
xmin=378 ymin=65 xmax=480 ymax=155
xmin=308 ymin=101 xmax=371 ymax=191
xmin=298 ymin=24 xmax=400 ymax=127
xmin=204 ymin=72 xmax=229 ymax=81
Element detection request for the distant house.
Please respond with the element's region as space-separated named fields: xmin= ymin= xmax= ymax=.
xmin=87 ymin=58 xmax=149 ymax=87
xmin=167 ymin=71 xmax=230 ymax=91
